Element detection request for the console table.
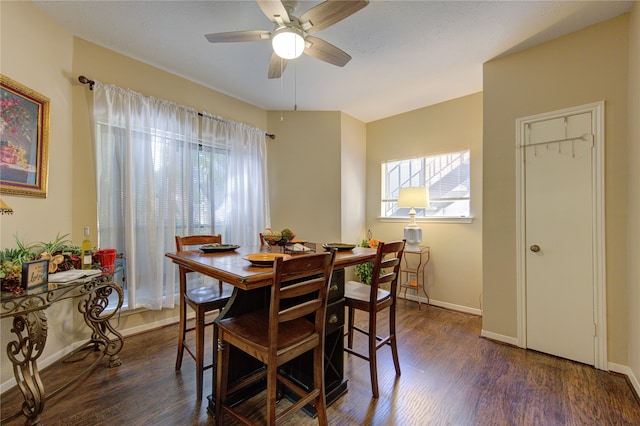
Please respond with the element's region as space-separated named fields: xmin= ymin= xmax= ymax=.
xmin=0 ymin=264 xmax=125 ymax=426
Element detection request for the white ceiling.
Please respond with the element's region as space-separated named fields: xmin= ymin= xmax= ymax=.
xmin=35 ymin=0 xmax=633 ymax=123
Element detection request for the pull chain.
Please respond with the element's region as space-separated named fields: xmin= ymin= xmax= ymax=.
xmin=280 ymin=58 xmax=285 ymax=122
xmin=294 ymin=61 xmax=298 ymax=111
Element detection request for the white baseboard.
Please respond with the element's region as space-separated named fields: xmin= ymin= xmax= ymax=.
xmin=399 ymin=293 xmax=482 ymax=316
xmin=479 ymin=329 xmax=520 ymax=346
xmin=118 ymin=315 xmax=181 ymax=338
xmin=1 ymin=315 xmax=181 ymax=394
xmin=609 ymin=362 xmax=640 ymax=399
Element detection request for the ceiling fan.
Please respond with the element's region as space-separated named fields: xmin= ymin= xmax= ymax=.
xmin=205 ymin=0 xmax=369 ymax=79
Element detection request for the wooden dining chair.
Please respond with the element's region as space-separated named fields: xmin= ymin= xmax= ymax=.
xmin=215 ymin=250 xmax=337 ymax=426
xmin=175 ymin=234 xmax=234 ymax=400
xmin=344 ymin=239 xmax=406 ymax=398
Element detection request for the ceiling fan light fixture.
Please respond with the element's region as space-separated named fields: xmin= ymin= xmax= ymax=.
xmin=272 ymin=26 xmax=305 ymax=59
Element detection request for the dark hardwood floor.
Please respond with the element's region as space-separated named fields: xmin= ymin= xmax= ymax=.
xmin=2 ymin=302 xmax=639 ymax=425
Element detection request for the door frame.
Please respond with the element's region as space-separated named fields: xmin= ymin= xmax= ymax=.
xmin=515 ymin=101 xmax=607 ymax=369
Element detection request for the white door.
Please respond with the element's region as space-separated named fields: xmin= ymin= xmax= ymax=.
xmin=522 ymin=110 xmax=597 ymax=365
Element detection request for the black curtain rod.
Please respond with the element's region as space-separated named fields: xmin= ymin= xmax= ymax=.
xmin=78 ymin=75 xmax=275 ymax=140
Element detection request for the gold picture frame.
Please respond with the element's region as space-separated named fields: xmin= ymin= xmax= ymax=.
xmin=0 ymin=75 xmax=50 ymax=198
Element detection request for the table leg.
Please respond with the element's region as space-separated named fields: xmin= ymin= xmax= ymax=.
xmin=78 ymin=282 xmax=125 ymax=367
xmin=5 ymin=310 xmax=48 ymax=426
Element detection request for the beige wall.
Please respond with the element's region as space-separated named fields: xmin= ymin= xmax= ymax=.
xmin=627 ymin=3 xmax=640 ymax=390
xmin=0 ymin=0 xmax=78 ymax=386
xmin=264 ymin=111 xmax=367 ymax=279
xmin=366 ymin=93 xmax=484 ymax=312
xmin=483 ymin=15 xmax=630 ymax=364
xmin=340 ymin=112 xmax=367 ymax=246
xmin=0 ymin=2 xmax=75 ymax=261
xmin=264 ymin=110 xmax=367 ymax=283
xmin=266 ymin=110 xmax=345 ymax=244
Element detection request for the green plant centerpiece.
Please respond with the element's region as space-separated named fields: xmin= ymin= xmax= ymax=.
xmin=0 ymin=237 xmax=36 ymax=294
xmin=1 ymin=233 xmax=84 ymax=294
xmin=354 ymin=237 xmax=382 ymax=285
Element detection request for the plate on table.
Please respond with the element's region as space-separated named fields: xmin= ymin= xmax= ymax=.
xmin=322 ymin=243 xmax=356 ymax=251
xmin=243 ymin=253 xmax=291 ymax=267
xmin=200 ymin=244 xmax=240 ymax=253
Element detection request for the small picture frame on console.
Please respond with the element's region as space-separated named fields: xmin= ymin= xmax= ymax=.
xmin=21 ymin=259 xmax=49 ymax=289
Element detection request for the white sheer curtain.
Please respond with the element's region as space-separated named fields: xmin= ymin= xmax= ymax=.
xmin=201 ymin=113 xmax=270 ymax=246
xmin=92 ymin=83 xmax=270 ymax=310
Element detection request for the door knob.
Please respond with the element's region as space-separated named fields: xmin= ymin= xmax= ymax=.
xmin=530 ymin=244 xmax=540 ymax=253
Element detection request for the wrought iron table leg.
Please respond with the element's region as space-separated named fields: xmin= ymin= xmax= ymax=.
xmin=78 ymin=282 xmax=125 ymax=367
xmin=6 ymin=310 xmax=48 ymax=426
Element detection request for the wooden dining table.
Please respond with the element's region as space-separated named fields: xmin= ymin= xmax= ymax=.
xmin=165 ymin=245 xmax=375 ymax=290
xmin=165 ymin=244 xmax=376 ymax=417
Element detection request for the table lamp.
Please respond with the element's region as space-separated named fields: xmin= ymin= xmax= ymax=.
xmin=398 ymin=187 xmax=429 ymax=252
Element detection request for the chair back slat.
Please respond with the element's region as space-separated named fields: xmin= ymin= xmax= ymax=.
xmin=280 ymin=277 xmax=325 ymax=300
xmin=280 ymin=299 xmax=323 ymax=323
xmin=377 ymin=271 xmax=397 ymax=286
xmin=380 ymin=257 xmax=400 ymax=270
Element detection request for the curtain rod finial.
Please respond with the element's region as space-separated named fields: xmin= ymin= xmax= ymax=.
xmin=78 ymin=75 xmax=95 ymax=90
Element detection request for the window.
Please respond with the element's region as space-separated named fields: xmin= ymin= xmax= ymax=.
xmin=381 ymin=149 xmax=470 ymax=218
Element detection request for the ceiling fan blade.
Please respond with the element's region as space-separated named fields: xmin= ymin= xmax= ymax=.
xmin=268 ymin=52 xmax=288 ymax=79
xmin=257 ymin=0 xmax=290 ymax=24
xmin=304 ymin=36 xmax=351 ymax=67
xmin=205 ymin=30 xmax=271 ymax=43
xmin=298 ymin=0 xmax=369 ymax=35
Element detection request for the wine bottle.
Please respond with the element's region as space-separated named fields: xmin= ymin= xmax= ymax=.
xmin=81 ymin=226 xmax=93 ymax=270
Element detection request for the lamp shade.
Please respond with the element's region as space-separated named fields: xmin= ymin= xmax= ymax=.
xmin=397 ymin=187 xmax=429 ymax=209
xmin=272 ymin=27 xmax=305 ymax=59
xmin=398 ymin=187 xmax=428 ymax=252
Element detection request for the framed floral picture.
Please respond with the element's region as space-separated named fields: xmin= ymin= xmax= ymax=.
xmin=0 ymin=75 xmax=50 ymax=197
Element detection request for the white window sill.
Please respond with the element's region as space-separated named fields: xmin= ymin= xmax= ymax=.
xmin=378 ymin=216 xmax=474 ymax=224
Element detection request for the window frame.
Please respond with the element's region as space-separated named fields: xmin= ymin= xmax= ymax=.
xmin=379 ymin=149 xmax=473 ymax=223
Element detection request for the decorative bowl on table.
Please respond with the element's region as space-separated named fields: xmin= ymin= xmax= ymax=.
xmin=261 ymin=228 xmax=295 ymax=249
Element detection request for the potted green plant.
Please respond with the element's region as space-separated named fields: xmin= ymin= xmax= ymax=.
xmin=354 ymin=237 xmax=381 ymax=285
xmin=0 ymin=236 xmax=37 ymax=294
